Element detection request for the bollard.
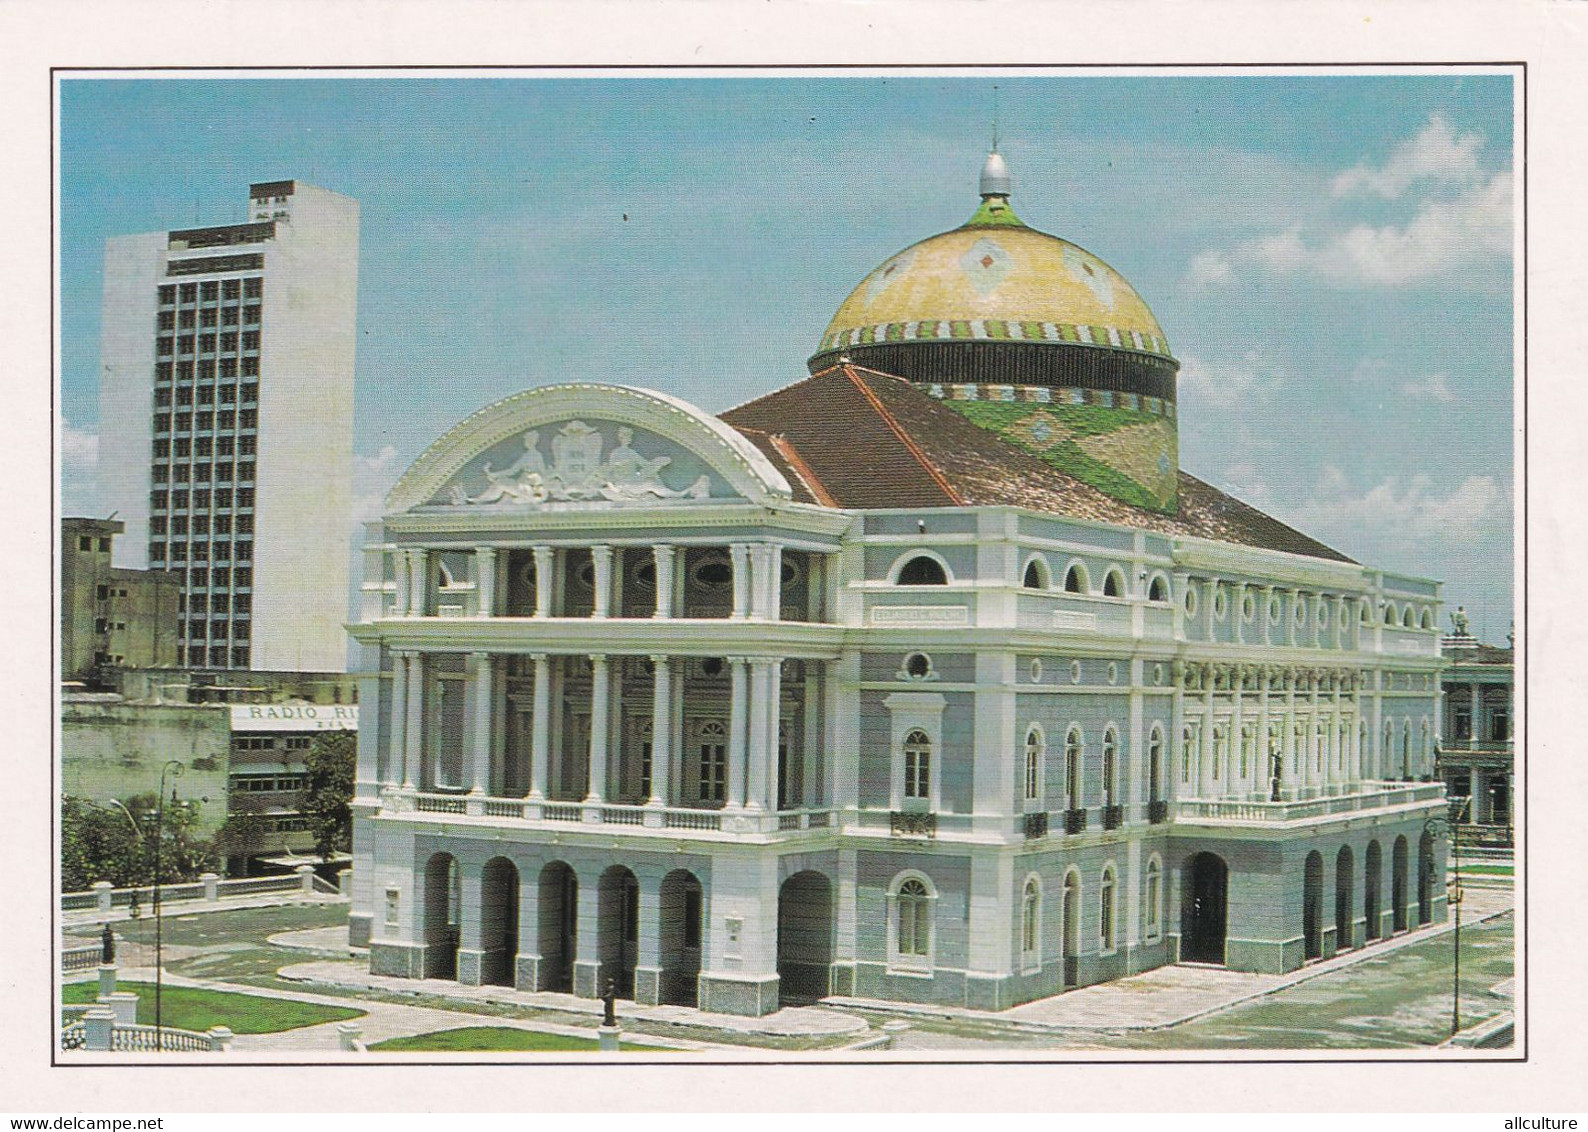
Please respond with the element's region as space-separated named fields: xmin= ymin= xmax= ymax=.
xmin=200 ymin=872 xmax=220 ymax=902
xmin=92 ymin=881 xmax=113 ymax=913
xmin=597 ymin=1024 xmax=621 ymax=1052
xmin=296 ymin=864 xmax=316 ymax=894
xmin=97 ymin=963 xmax=118 ymax=1000
xmin=336 ymin=1022 xmax=364 ymax=1051
xmin=83 ymin=1008 xmax=116 ymax=1052
xmin=100 ymin=991 xmax=139 ymax=1027
xmin=206 ymin=1026 xmax=235 ymax=1052
xmin=338 ymin=868 xmax=354 ymax=897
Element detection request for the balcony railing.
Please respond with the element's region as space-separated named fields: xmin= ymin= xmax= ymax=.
xmin=391 ymin=790 xmax=834 ymax=836
xmin=1175 ymin=781 xmax=1446 ymax=824
xmin=890 ymin=810 xmax=938 ymax=839
xmin=1101 ymin=804 xmax=1124 ymax=831
xmin=1147 ymin=799 xmax=1169 ymax=824
xmin=1024 ymin=811 xmax=1049 ymax=840
xmin=1063 ymin=808 xmax=1087 ymax=835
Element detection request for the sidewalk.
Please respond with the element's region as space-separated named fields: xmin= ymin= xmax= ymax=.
xmin=277 ymin=958 xmax=870 ymax=1040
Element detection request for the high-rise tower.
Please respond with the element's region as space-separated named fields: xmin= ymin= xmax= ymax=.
xmin=98 ymin=180 xmax=359 ymax=672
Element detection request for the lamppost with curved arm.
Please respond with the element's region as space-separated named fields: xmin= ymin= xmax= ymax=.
xmin=147 ymin=760 xmax=185 ymax=1049
xmin=1424 ymin=794 xmax=1471 ymax=1041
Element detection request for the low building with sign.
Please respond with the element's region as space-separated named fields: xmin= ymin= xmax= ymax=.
xmin=346 ymin=153 xmax=1451 ymax=1015
xmin=221 ymin=703 xmax=359 ymax=870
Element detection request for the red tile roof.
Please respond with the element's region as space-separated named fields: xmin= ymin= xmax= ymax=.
xmin=722 ymin=364 xmax=1354 ymax=564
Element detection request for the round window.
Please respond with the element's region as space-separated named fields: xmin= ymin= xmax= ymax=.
xmin=1242 ymin=592 xmax=1255 ymax=621
xmin=701 ymin=657 xmax=725 ymax=678
xmin=575 ymin=560 xmax=595 ymax=590
xmin=1294 ymin=600 xmax=1307 ymax=626
xmin=1213 ymin=587 xmax=1228 ymax=620
xmin=781 ymin=559 xmax=800 ymax=587
xmin=1269 ymin=596 xmax=1281 ymax=622
xmin=1184 ymin=588 xmax=1199 ymax=618
xmin=1107 ymin=661 xmax=1118 ymax=686
xmin=1069 ymin=660 xmax=1082 ymax=685
xmin=904 ymin=652 xmax=932 ymax=680
xmin=1319 ymin=603 xmax=1329 ymax=627
xmin=693 ymin=558 xmax=733 ymax=590
xmin=1029 ymin=658 xmax=1043 ymax=683
xmin=631 ymin=560 xmax=657 ymax=589
xmin=1153 ymin=663 xmax=1164 ymax=687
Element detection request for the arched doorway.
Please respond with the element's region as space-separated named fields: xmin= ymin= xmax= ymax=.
xmin=479 ymin=856 xmax=519 ymax=987
xmin=1302 ymin=851 xmax=1324 ymax=961
xmin=537 ymin=861 xmax=577 ymax=993
xmin=1391 ymin=836 xmax=1409 ymax=933
xmin=1417 ymin=830 xmax=1436 ymax=926
xmin=1364 ymin=841 xmax=1383 ymax=941
xmin=423 ymin=852 xmax=460 ymax=980
xmin=658 ymin=869 xmax=704 ymax=1007
xmin=1334 ymin=845 xmax=1355 ymax=952
xmin=1181 ymin=853 xmax=1228 ymax=965
xmin=598 ymin=865 xmax=640 ymax=999
xmin=1061 ymin=870 xmax=1081 ymax=986
xmin=777 ymin=870 xmax=834 ymax=1005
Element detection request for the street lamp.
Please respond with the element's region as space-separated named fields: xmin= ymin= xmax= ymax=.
xmin=1424 ymin=794 xmax=1471 ymax=1041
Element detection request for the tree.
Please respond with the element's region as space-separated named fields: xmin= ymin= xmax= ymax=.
xmin=60 ymin=793 xmax=219 ymax=891
xmin=301 ymin=731 xmax=356 ymax=862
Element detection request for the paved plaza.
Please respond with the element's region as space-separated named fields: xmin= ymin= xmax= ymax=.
xmin=64 ymin=878 xmax=1515 ymax=1054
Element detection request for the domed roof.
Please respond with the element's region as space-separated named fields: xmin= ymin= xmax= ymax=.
xmin=815 ymin=155 xmax=1173 ymax=362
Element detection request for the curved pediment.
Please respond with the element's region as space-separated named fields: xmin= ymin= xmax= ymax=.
xmin=385 ymin=383 xmax=794 ymax=516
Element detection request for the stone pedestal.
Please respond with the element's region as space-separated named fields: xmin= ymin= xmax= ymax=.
xmin=296 ymin=864 xmax=316 ymax=893
xmin=200 ymin=872 xmax=220 ymax=902
xmin=100 ymin=991 xmax=138 ymax=1026
xmin=336 ymin=1022 xmax=363 ymax=1051
xmin=92 ymin=881 xmax=113 ymax=913
xmin=597 ymin=1024 xmax=621 ymax=1052
xmin=97 ymin=963 xmax=117 ymax=999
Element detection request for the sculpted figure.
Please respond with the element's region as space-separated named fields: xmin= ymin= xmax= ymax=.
xmin=468 ymin=431 xmax=549 ymax=504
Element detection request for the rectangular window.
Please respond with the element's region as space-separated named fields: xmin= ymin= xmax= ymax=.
xmin=232 ymin=620 xmax=249 ymax=640
xmin=172 ymin=489 xmax=188 ymax=509
xmin=170 ymin=515 xmax=187 ymax=536
xmin=217 ymin=437 xmax=234 ymax=457
xmin=238 ymin=435 xmax=256 ymax=456
xmin=158 ymin=284 xmax=176 ymax=305
xmin=698 ymin=741 xmax=726 ymax=802
xmin=211 ymin=593 xmax=228 ymax=613
xmin=148 ymin=541 xmax=165 ymax=561
xmin=232 ymin=647 xmax=249 ymax=667
xmin=189 ymin=593 xmax=207 ymax=614
xmin=172 ymin=464 xmax=190 ymax=484
xmin=201 ymin=281 xmax=218 ymax=301
xmin=214 ymin=514 xmax=231 ymax=535
xmin=190 ymin=646 xmax=208 ymax=666
xmin=221 ymin=307 xmax=239 ymax=326
xmin=212 ymin=567 xmax=229 ymax=587
xmin=200 ymin=308 xmax=217 ymax=328
xmin=209 ymin=646 xmax=227 ymax=666
xmin=193 ymin=488 xmax=210 ymax=509
xmin=189 ymin=567 xmax=207 ymax=587
xmin=235 ymin=568 xmax=252 ymax=588
xmin=240 ymin=410 xmax=257 ymax=431
xmin=215 ymin=462 xmax=233 ymax=482
xmin=223 ymin=279 xmax=240 ymax=300
xmin=241 ymin=357 xmax=259 ymax=377
xmin=157 ymin=310 xmax=175 ymax=331
xmin=179 ymin=283 xmax=197 ymax=302
xmin=244 ymin=277 xmax=262 ymax=299
xmin=233 ymin=594 xmax=251 ymax=615
xmin=215 ymin=488 xmax=232 ymax=509
xmin=150 ymin=490 xmax=168 ymax=511
xmin=178 ymin=309 xmax=195 ymax=329
xmin=155 ymin=362 xmax=173 ymax=382
xmin=237 ymin=462 xmax=255 ymax=483
xmin=211 ymin=619 xmax=228 ymax=639
xmin=195 ymin=437 xmax=212 ymax=458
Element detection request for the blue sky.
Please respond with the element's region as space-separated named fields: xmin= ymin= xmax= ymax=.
xmin=57 ymin=71 xmax=1516 ymax=640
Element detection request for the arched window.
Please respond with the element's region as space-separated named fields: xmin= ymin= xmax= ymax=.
xmin=1144 ymin=857 xmax=1163 ymax=940
xmin=1021 ymin=878 xmax=1041 ymax=965
xmin=698 ymin=719 xmax=727 ymax=803
xmin=1402 ymin=606 xmax=1415 ymax=629
xmin=1361 ymin=599 xmax=1373 ymax=625
xmin=1420 ymin=608 xmax=1434 ymax=631
xmin=1314 ymin=720 xmax=1326 ymax=773
xmin=1102 ymin=726 xmax=1118 ymax=806
xmin=903 ymin=730 xmax=932 ymax=799
xmin=1240 ymin=723 xmax=1256 ymax=780
xmin=1212 ymin=726 xmax=1227 ymax=782
xmin=1383 ymin=720 xmax=1395 ymax=775
xmin=1359 ymin=720 xmax=1370 ymax=778
xmin=1384 ymin=603 xmax=1397 ymax=626
xmin=1024 ymin=727 xmax=1043 ymax=802
xmin=1402 ymin=721 xmax=1412 ymax=777
xmin=1292 ymin=722 xmax=1305 ymax=776
xmin=1022 ymin=557 xmax=1049 ymax=590
xmin=1147 ymin=725 xmax=1164 ymax=801
xmin=1100 ymin=866 xmax=1117 ymax=952
xmin=897 ymin=555 xmax=948 ymax=586
xmin=1148 ymin=574 xmax=1169 ymax=602
xmin=894 ymin=877 xmax=933 ymax=962
xmin=1421 ymin=719 xmax=1432 ymax=771
xmin=1065 ymin=727 xmax=1083 ymax=809
xmin=1064 ymin=562 xmax=1089 ymax=594
xmin=1181 ymin=725 xmax=1196 ymax=785
xmin=1102 ymin=568 xmax=1125 ymax=598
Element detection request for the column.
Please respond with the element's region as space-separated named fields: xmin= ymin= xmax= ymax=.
xmin=408 ymin=549 xmax=428 ymax=616
xmin=392 ymin=550 xmax=411 ymax=617
xmin=767 ymin=543 xmax=784 ymax=622
xmin=1199 ymin=671 xmax=1215 ymax=796
xmin=1281 ymin=669 xmax=1296 ymax=795
xmin=1261 ymin=585 xmax=1274 ymax=646
xmin=591 ymin=544 xmax=614 ymax=618
xmin=730 ymin=543 xmax=752 ymax=620
xmin=727 ymin=656 xmax=749 ymax=809
xmin=749 ymin=545 xmax=771 ymax=619
xmin=403 ymin=652 xmax=425 ymax=789
xmin=1256 ymin=665 xmax=1272 ymax=796
xmin=747 ymin=659 xmax=771 ymax=811
xmin=649 ymin=656 xmax=672 ymax=806
xmin=1287 ymin=589 xmax=1301 ymax=647
xmin=468 ymin=652 xmax=493 ymax=795
xmin=388 ymin=649 xmax=409 ymax=788
xmin=1233 ymin=582 xmax=1247 ymax=645
xmin=1169 ymin=662 xmax=1186 ymax=799
xmin=529 ymin=654 xmax=551 ymax=800
xmin=652 ymin=546 xmax=676 ymax=619
xmin=1230 ymin=668 xmax=1244 ymax=798
xmin=1312 ymin=593 xmax=1325 ymax=649
xmin=1470 ymin=682 xmax=1483 ymax=747
xmin=1331 ymin=675 xmax=1344 ymax=787
xmin=532 ymin=545 xmax=554 ymax=617
xmin=766 ymin=659 xmax=784 ymax=810
xmin=1309 ymin=673 xmax=1322 ymax=790
xmin=1334 ymin=595 xmax=1348 ymax=649
xmin=1202 ymin=578 xmax=1218 ymax=642
xmin=475 ymin=546 xmax=497 ymax=617
xmin=802 ymin=663 xmax=823 ymax=808
xmin=585 ymin=655 xmax=609 ymax=804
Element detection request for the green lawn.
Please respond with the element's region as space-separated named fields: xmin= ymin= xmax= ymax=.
xmin=368 ymin=1026 xmax=672 ymax=1052
xmin=1462 ymin=864 xmax=1513 ymax=876
xmin=63 ymin=981 xmax=364 ymax=1034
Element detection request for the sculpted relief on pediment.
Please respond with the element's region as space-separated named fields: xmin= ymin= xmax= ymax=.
xmin=438 ymin=420 xmax=716 ymax=508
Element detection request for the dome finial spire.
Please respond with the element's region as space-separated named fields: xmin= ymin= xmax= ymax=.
xmin=980 ymin=86 xmax=1011 ymax=198
xmin=991 ymin=83 xmax=1000 ymax=153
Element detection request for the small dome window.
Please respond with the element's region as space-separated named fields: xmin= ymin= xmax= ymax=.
xmin=1402 ymin=607 xmax=1415 ymax=629
xmin=693 ymin=556 xmax=733 ymax=590
xmin=1420 ymin=607 xmax=1434 ymax=631
xmin=1148 ymin=575 xmax=1169 ymax=603
xmin=1383 ymin=603 xmax=1397 ymax=626
xmin=1102 ymin=568 xmax=1125 ymax=598
xmin=897 ymin=556 xmax=949 ymax=586
xmin=1023 ymin=557 xmax=1050 ymax=590
xmin=902 ymin=652 xmax=934 ymax=680
xmin=1064 ymin=563 xmax=1088 ymax=594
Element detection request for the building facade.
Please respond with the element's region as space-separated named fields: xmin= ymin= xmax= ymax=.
xmin=1437 ymin=614 xmax=1514 ymax=848
xmin=97 ymin=180 xmax=359 ymax=673
xmin=61 ymin=517 xmax=181 ymax=682
xmin=346 ymin=155 xmax=1450 ymax=1016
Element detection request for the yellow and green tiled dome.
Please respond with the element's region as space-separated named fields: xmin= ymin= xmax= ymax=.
xmin=816 ymin=201 xmax=1173 ymax=360
xmin=808 ymin=151 xmax=1183 ymax=514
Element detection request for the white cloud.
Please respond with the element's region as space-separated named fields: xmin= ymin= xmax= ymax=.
xmin=1401 ymin=373 xmax=1459 ymax=403
xmin=1182 ymin=250 xmax=1233 ymax=289
xmin=1331 ymin=115 xmax=1486 ymax=199
xmin=352 ymin=444 xmax=402 ymax=527
xmin=60 ymin=420 xmax=100 ymax=515
xmin=1176 ymin=351 xmax=1283 ymax=411
xmin=1315 ymin=172 xmax=1511 ymax=286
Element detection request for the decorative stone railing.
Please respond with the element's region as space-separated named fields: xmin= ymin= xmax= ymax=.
xmin=1175 ymin=781 xmax=1446 ymax=824
xmin=62 ymin=945 xmax=103 ymax=972
xmin=62 ymin=871 xmax=335 ymax=915
xmin=397 ymin=790 xmax=835 ymax=836
xmin=64 ymin=1009 xmax=234 ymax=1053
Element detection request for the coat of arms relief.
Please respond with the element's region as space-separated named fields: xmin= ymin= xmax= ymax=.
xmin=446 ymin=420 xmax=712 ymax=507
